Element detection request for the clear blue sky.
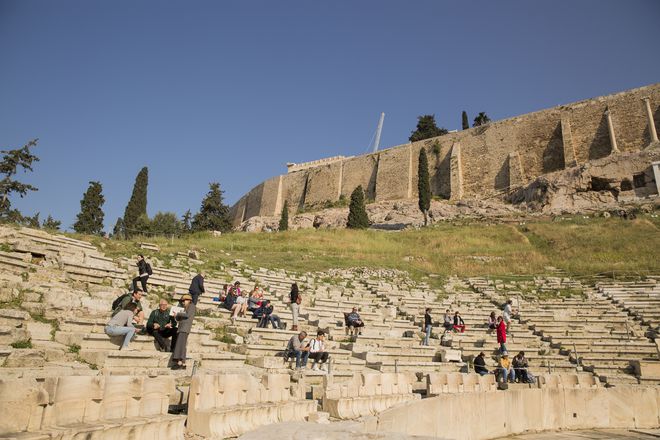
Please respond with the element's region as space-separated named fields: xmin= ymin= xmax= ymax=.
xmin=2 ymin=0 xmax=659 ymax=231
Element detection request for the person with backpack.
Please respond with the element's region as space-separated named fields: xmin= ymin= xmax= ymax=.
xmin=289 ymin=283 xmax=301 ymax=332
xmin=132 ymin=255 xmax=152 ymax=293
xmin=112 ymin=288 xmax=145 ymax=325
xmin=188 ymin=271 xmax=205 ymax=305
xmin=308 ymin=330 xmax=329 ymax=372
xmin=105 ymin=302 xmax=139 ymax=350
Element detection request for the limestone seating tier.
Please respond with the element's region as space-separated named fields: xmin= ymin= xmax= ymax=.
xmin=0 ymin=375 xmax=185 ymax=440
xmin=426 ymin=372 xmax=498 ymax=396
xmin=187 ymin=373 xmax=316 ymax=438
xmin=321 ymin=372 xmax=420 ymax=419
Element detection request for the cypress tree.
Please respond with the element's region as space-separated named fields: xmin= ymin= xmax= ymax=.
xmin=42 ymin=215 xmax=61 ymax=231
xmin=418 ymin=149 xmax=431 ymax=226
xmin=278 ymin=200 xmax=289 ymax=231
xmin=192 ymin=182 xmax=231 ymax=232
xmin=122 ymin=167 xmax=148 ymax=237
xmin=112 ymin=217 xmax=124 ymax=239
xmin=461 ymin=111 xmax=469 ymax=130
xmin=73 ymin=181 xmax=105 ymax=235
xmin=182 ymin=210 xmax=192 ymax=233
xmin=347 ymin=185 xmax=369 ymax=229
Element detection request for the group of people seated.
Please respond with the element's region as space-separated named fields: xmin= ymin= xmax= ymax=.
xmin=218 ymin=281 xmax=284 ymax=329
xmin=474 ymin=350 xmax=534 ymax=383
xmin=285 ymin=330 xmax=330 ymax=371
xmin=440 ymin=309 xmax=466 ymax=333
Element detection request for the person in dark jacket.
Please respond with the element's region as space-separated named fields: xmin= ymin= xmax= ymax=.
xmin=474 ymin=351 xmax=489 ymax=375
xmin=289 ymin=283 xmax=300 ymax=331
xmin=453 ymin=311 xmax=466 ymax=333
xmin=172 ymin=294 xmax=195 ymax=369
xmin=423 ymin=308 xmax=433 ymax=346
xmin=188 ymin=272 xmax=205 ymax=305
xmin=146 ymin=299 xmax=178 ymax=352
xmin=132 ymin=254 xmax=150 ymax=293
xmin=253 ymin=300 xmax=282 ymax=329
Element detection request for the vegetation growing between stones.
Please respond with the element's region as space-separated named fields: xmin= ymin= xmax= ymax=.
xmin=10 ymin=339 xmax=32 ymax=349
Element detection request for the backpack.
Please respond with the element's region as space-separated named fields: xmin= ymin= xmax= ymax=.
xmin=111 ymin=293 xmax=130 ymax=311
xmin=146 ymin=263 xmax=153 ymax=275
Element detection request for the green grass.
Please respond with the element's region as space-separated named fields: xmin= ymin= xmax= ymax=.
xmin=68 ymin=344 xmax=81 ymax=354
xmin=67 ymin=215 xmax=659 ymax=280
xmin=10 ymin=339 xmax=32 ymax=349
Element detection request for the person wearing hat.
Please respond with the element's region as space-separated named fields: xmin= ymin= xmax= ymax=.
xmin=171 ymin=294 xmax=196 ymax=369
xmin=497 ymin=351 xmax=515 ymax=383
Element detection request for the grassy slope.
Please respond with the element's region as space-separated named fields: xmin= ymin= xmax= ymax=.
xmin=74 ymin=215 xmax=660 ymax=282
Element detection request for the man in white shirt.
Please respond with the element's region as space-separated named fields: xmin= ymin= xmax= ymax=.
xmin=308 ymin=330 xmax=329 ymax=371
xmin=503 ymin=300 xmax=515 ymax=333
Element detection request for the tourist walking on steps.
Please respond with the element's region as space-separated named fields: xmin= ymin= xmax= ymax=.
xmin=172 ymin=294 xmax=196 ymax=369
xmin=105 ymin=303 xmax=139 ymax=351
xmin=146 ymin=299 xmax=178 ymax=352
xmin=503 ymin=299 xmax=515 ymax=333
xmin=308 ymin=330 xmax=329 ymax=371
xmin=188 ymin=271 xmax=205 ymax=305
xmin=496 ymin=316 xmax=507 ymax=353
xmin=423 ymin=308 xmax=433 ymax=346
xmin=286 ymin=331 xmax=310 ymax=369
xmin=289 ymin=283 xmax=301 ymax=332
xmin=132 ymin=254 xmax=151 ymax=293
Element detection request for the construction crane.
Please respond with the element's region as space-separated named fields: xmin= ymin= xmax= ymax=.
xmin=372 ymin=112 xmax=385 ymax=153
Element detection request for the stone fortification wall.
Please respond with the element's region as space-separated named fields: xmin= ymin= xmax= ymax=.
xmin=231 ymin=83 xmax=660 ymax=225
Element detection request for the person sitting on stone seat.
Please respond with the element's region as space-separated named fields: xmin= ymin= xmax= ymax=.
xmin=487 ymin=311 xmax=497 ymax=333
xmin=474 ymin=351 xmax=489 ymax=376
xmin=443 ymin=309 xmax=453 ymax=332
xmin=105 ymin=302 xmax=139 ymax=351
xmin=253 ymin=300 xmax=282 ymax=329
xmin=345 ymin=307 xmax=364 ymax=336
xmin=113 ymin=288 xmax=145 ymax=325
xmin=497 ymin=352 xmax=515 ymax=383
xmin=247 ymin=286 xmax=264 ymax=312
xmin=453 ymin=311 xmax=466 ymax=333
xmin=285 ymin=331 xmax=310 ymax=370
xmin=146 ymin=299 xmax=178 ymax=352
xmin=513 ymin=351 xmax=534 ymax=383
xmin=308 ymin=330 xmax=329 ymax=371
xmin=232 ymin=289 xmax=249 ymax=320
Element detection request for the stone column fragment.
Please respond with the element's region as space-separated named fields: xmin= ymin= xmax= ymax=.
xmin=643 ymin=97 xmax=659 ymax=144
xmin=605 ymin=107 xmax=619 ymax=154
xmin=560 ymin=114 xmax=578 ymax=167
xmin=652 ymin=161 xmax=660 ymax=196
xmin=449 ymin=142 xmax=463 ymax=201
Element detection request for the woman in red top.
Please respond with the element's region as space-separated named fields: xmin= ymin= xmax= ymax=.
xmin=496 ymin=316 xmax=507 ymax=354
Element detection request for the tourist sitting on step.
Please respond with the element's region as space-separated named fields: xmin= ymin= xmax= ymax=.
xmin=497 ymin=352 xmax=515 ymax=383
xmin=232 ymin=289 xmax=249 ymax=321
xmin=487 ymin=312 xmax=497 ymax=333
xmin=496 ymin=316 xmax=507 ymax=353
xmin=131 ymin=254 xmax=151 ymax=293
xmin=253 ymin=300 xmax=282 ymax=329
xmin=172 ymin=294 xmax=196 ymax=370
xmin=308 ymin=330 xmax=329 ymax=371
xmin=247 ymin=286 xmax=264 ymax=312
xmin=474 ymin=352 xmax=489 ymax=376
xmin=452 ymin=311 xmax=466 ymax=333
xmin=512 ymin=351 xmax=534 ymax=383
xmin=146 ymin=299 xmax=178 ymax=352
xmin=105 ymin=302 xmax=139 ymax=351
xmin=285 ymin=331 xmax=310 ymax=370
xmin=344 ymin=307 xmax=364 ymax=336
xmin=188 ymin=271 xmax=205 ymax=305
xmin=443 ymin=309 xmax=453 ymax=332
xmin=112 ymin=288 xmax=145 ymax=325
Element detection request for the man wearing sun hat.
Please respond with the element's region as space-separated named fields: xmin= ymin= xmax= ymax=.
xmin=171 ymin=294 xmax=196 ymax=369
xmin=497 ymin=351 xmax=515 ymax=384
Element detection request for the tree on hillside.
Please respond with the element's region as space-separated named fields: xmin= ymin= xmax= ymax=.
xmin=461 ymin=111 xmax=470 ymax=130
xmin=42 ymin=215 xmax=61 ymax=231
xmin=473 ymin=112 xmax=491 ymax=127
xmin=112 ymin=217 xmax=124 ymax=239
xmin=24 ymin=212 xmax=40 ymax=229
xmin=347 ymin=185 xmax=369 ymax=229
xmin=0 ymin=139 xmax=39 ymax=220
xmin=122 ymin=167 xmax=148 ymax=237
xmin=418 ymin=149 xmax=431 ymax=226
xmin=182 ymin=210 xmax=192 ymax=233
xmin=151 ymin=212 xmax=182 ymax=236
xmin=278 ymin=200 xmax=289 ymax=232
xmin=192 ymin=182 xmax=231 ymax=232
xmin=73 ymin=181 xmax=105 ymax=235
xmin=409 ymin=115 xmax=449 ymax=142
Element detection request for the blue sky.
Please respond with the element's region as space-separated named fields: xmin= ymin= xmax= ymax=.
xmin=1 ymin=0 xmax=659 ymax=231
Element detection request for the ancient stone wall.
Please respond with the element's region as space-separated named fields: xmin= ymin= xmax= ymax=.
xmin=230 ymin=83 xmax=660 ymax=224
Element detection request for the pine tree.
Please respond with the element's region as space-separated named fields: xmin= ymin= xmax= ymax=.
xmin=347 ymin=185 xmax=369 ymax=229
xmin=192 ymin=182 xmax=231 ymax=232
xmin=462 ymin=111 xmax=469 ymax=130
xmin=122 ymin=167 xmax=148 ymax=237
xmin=409 ymin=115 xmax=449 ymax=142
xmin=73 ymin=181 xmax=105 ymax=235
xmin=0 ymin=139 xmax=39 ymax=218
xmin=473 ymin=112 xmax=491 ymax=127
xmin=151 ymin=212 xmax=182 ymax=236
xmin=418 ymin=149 xmax=431 ymax=226
xmin=112 ymin=217 xmax=124 ymax=239
xmin=278 ymin=200 xmax=289 ymax=231
xmin=182 ymin=210 xmax=192 ymax=233
xmin=42 ymin=215 xmax=61 ymax=231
